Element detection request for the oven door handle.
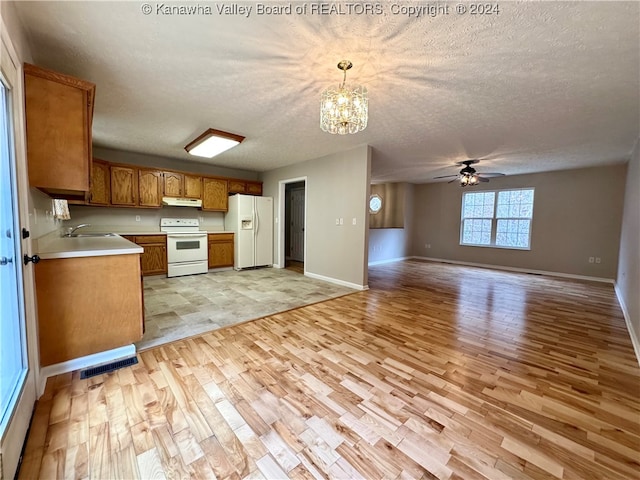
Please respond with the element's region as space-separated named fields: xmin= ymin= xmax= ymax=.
xmin=167 ymin=234 xmax=207 ymax=239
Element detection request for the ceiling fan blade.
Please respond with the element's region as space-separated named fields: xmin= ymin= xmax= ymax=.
xmin=433 ymin=175 xmax=459 ymax=179
xmin=478 ymin=173 xmax=505 ymax=178
xmin=448 ymin=178 xmax=459 ymax=184
xmin=477 ymin=176 xmax=490 ymax=183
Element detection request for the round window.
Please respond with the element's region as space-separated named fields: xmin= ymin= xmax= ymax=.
xmin=369 ymin=194 xmax=382 ymax=214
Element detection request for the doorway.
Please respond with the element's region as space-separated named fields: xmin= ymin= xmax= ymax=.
xmin=278 ymin=178 xmax=306 ymax=273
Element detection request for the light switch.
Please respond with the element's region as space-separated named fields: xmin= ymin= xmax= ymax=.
xmin=352 ymin=218 xmax=356 ymax=225
xmin=339 ymin=218 xmax=344 ymax=225
xmin=335 ymin=218 xmax=339 ymax=225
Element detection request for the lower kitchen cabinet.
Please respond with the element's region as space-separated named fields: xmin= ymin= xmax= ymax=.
xmin=208 ymin=233 xmax=234 ymax=269
xmin=123 ymin=235 xmax=167 ymax=275
xmin=34 ymin=254 xmax=144 ymax=366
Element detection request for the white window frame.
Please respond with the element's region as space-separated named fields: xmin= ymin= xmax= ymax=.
xmin=460 ymin=187 xmax=535 ymax=250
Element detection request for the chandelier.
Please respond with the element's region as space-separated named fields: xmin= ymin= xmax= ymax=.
xmin=320 ymin=60 xmax=368 ymax=135
xmin=460 ymin=173 xmax=479 ymax=187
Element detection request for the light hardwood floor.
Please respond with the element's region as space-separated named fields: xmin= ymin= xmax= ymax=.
xmin=18 ymin=260 xmax=640 ymax=479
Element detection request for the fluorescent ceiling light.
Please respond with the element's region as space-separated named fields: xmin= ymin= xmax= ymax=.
xmin=184 ymin=128 xmax=245 ymax=158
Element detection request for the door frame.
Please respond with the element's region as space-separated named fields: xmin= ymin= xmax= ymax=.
xmin=0 ymin=16 xmax=41 ymax=480
xmin=276 ymin=177 xmax=307 ymax=270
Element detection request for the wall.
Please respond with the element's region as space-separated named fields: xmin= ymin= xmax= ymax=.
xmin=411 ymin=164 xmax=627 ymax=279
xmin=616 ymin=139 xmax=640 ymax=359
xmin=67 ymin=205 xmax=225 ymax=232
xmin=261 ymin=145 xmax=371 ymax=289
xmin=93 ymin=147 xmax=259 ymax=181
xmin=368 ymin=183 xmax=414 ymax=265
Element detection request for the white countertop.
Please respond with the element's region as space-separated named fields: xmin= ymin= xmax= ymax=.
xmin=36 ymin=233 xmax=144 ymax=260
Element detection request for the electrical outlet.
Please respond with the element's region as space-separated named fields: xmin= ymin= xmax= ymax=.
xmin=595 ymin=257 xmax=601 ymax=264
xmin=135 ymin=215 xmax=141 ymax=222
xmin=426 ymin=244 xmax=431 ymax=249
xmin=588 ymin=257 xmax=595 ymax=263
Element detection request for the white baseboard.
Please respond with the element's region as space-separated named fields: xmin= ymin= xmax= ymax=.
xmin=38 ymin=344 xmax=136 ymax=397
xmin=368 ymin=256 xmax=410 ymax=267
xmin=412 ymin=256 xmax=615 ymax=284
xmin=304 ymin=271 xmax=368 ymax=291
xmin=614 ymin=283 xmax=640 ymax=366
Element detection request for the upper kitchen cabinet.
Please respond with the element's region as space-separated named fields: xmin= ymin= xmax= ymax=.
xmin=111 ymin=165 xmax=138 ymax=206
xmin=246 ymin=181 xmax=263 ymax=196
xmin=24 ymin=63 xmax=95 ymax=198
xmin=89 ymin=159 xmax=110 ymax=205
xmin=184 ymin=174 xmax=202 ymax=199
xmin=138 ymin=169 xmax=163 ymax=207
xmin=202 ymin=178 xmax=228 ymax=211
xmin=228 ymin=179 xmax=262 ymax=196
xmin=164 ymin=171 xmax=183 ymax=197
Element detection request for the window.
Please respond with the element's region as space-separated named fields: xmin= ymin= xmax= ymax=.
xmin=461 ymin=188 xmax=534 ymax=249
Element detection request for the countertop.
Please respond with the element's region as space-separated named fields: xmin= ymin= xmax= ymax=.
xmin=36 ymin=233 xmax=144 ymax=260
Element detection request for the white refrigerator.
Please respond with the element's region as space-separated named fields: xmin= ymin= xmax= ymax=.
xmin=225 ymin=194 xmax=273 ymax=270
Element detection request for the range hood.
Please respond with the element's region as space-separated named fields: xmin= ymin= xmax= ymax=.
xmin=162 ymin=197 xmax=203 ymax=208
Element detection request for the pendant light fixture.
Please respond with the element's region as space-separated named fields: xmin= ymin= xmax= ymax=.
xmin=320 ymin=60 xmax=368 ymax=135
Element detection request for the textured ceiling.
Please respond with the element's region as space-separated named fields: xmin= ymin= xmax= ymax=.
xmin=14 ymin=1 xmax=640 ymax=183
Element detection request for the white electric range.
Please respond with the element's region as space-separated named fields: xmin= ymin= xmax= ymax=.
xmin=160 ymin=218 xmax=208 ymax=278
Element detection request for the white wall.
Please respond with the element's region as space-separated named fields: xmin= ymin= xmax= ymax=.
xmin=262 ymin=145 xmax=371 ymax=289
xmin=616 ymin=139 xmax=640 ymax=359
xmin=411 ymin=165 xmax=627 ymax=279
xmin=368 ymin=183 xmax=414 ymax=264
xmin=67 ymin=205 xmax=225 ymax=232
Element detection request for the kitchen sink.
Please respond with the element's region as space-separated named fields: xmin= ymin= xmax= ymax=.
xmin=65 ymin=233 xmax=118 ymax=238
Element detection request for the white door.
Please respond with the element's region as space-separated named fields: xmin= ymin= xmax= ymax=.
xmin=290 ymin=187 xmax=305 ymax=262
xmin=0 ymin=31 xmax=38 ymax=480
xmin=254 ymin=196 xmax=273 ymax=267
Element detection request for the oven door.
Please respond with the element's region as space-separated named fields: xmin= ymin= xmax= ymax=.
xmin=166 ymin=233 xmax=208 ymax=263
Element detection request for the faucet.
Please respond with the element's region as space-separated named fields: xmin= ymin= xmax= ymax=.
xmin=64 ymin=223 xmax=91 ymax=237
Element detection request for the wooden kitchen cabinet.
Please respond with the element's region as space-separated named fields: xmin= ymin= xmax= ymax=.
xmin=164 ymin=171 xmax=183 ymax=197
xmin=111 ymin=165 xmax=138 ymax=206
xmin=246 ymin=181 xmax=263 ymax=195
xmin=184 ymin=174 xmax=202 ymax=199
xmin=202 ymin=178 xmax=228 ymax=211
xmin=133 ymin=235 xmax=167 ymax=275
xmin=89 ymin=159 xmax=110 ymax=205
xmin=24 ymin=63 xmax=96 ymax=199
xmin=208 ymin=233 xmax=234 ymax=269
xmin=138 ymin=169 xmax=163 ymax=207
xmin=34 ymin=254 xmax=143 ymax=367
xmin=228 ymin=179 xmax=247 ymax=194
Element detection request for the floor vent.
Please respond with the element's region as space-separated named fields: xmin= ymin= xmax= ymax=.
xmin=80 ymin=356 xmax=138 ymax=379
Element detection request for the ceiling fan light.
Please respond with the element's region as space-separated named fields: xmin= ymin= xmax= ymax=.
xmin=185 ymin=128 xmax=245 ymax=158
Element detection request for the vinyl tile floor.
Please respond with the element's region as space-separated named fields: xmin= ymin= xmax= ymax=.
xmin=136 ymin=267 xmax=356 ymax=350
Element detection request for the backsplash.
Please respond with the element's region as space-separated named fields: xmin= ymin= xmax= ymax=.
xmin=30 ymin=188 xmax=62 ymax=239
xmin=66 ymin=205 xmax=225 ymax=232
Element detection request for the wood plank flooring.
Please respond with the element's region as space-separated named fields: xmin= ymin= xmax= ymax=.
xmin=18 ymin=260 xmax=640 ymax=479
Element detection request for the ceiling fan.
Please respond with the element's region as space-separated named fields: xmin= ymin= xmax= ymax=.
xmin=433 ymin=160 xmax=505 ymax=187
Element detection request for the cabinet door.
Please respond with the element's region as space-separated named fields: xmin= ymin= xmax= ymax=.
xmin=202 ymin=178 xmax=228 ymax=211
xmin=208 ymin=234 xmax=234 ymax=268
xmin=184 ymin=175 xmax=202 ymax=199
xmin=164 ymin=171 xmax=183 ymax=197
xmin=135 ymin=236 xmax=167 ymax=275
xmin=246 ymin=181 xmax=263 ymax=196
xmin=138 ymin=169 xmax=163 ymax=207
xmin=89 ymin=160 xmax=111 ymax=205
xmin=111 ymin=166 xmax=138 ymax=206
xmin=24 ymin=63 xmax=95 ymax=196
xmin=228 ymin=180 xmax=246 ymax=194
